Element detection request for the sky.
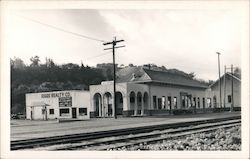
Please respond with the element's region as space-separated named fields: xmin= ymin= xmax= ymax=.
xmin=3 ymin=7 xmax=244 ymax=81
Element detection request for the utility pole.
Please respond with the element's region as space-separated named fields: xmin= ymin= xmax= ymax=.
xmin=223 ymin=65 xmax=226 ymax=108
xmin=231 ymin=64 xmax=234 ymax=111
xmin=103 ymin=37 xmax=125 ymax=119
xmin=216 ymin=52 xmax=222 ymax=108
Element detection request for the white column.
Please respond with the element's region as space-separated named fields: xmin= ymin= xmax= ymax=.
xmin=102 ymin=95 xmax=105 ymax=117
xmin=98 ymin=97 xmax=101 ymax=117
xmin=141 ymin=98 xmax=144 ymax=116
xmin=123 ymin=95 xmax=129 ymax=111
xmin=134 ymin=95 xmax=137 ymax=116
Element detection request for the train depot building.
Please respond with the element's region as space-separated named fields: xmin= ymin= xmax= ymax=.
xmin=89 ymin=66 xmax=241 ymax=117
xmin=25 ymin=66 xmax=241 ymax=120
xmin=26 ymin=90 xmax=90 ymax=120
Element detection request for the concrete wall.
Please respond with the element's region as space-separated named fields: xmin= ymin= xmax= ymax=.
xmin=207 ymin=75 xmax=241 ymax=108
xmin=149 ymin=84 xmax=208 ymax=110
xmin=26 ymin=90 xmax=90 ymax=120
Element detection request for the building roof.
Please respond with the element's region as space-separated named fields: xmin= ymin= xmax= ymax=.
xmin=116 ymin=66 xmax=208 ymax=89
xmin=208 ymin=72 xmax=241 ymax=88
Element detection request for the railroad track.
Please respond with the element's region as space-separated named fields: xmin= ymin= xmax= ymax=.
xmin=11 ymin=116 xmax=240 ymax=150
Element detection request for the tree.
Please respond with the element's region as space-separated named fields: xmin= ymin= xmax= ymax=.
xmin=10 ymin=57 xmax=26 ymax=69
xmin=62 ymin=63 xmax=80 ymax=69
xmin=45 ymin=57 xmax=55 ymax=68
xmin=234 ymin=67 xmax=241 ymax=78
xmin=30 ymin=56 xmax=40 ymax=67
xmin=188 ymin=72 xmax=195 ymax=79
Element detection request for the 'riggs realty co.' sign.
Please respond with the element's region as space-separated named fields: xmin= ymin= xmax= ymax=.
xmin=41 ymin=92 xmax=71 ymax=98
xmin=41 ymin=92 xmax=72 ymax=107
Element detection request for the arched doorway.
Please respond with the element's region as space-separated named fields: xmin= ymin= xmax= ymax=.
xmin=137 ymin=92 xmax=142 ymax=115
xmin=93 ymin=93 xmax=102 ymax=117
xmin=115 ymin=92 xmax=123 ymax=115
xmin=103 ymin=92 xmax=112 ymax=117
xmin=143 ymin=92 xmax=149 ymax=115
xmin=129 ymin=91 xmax=136 ymax=115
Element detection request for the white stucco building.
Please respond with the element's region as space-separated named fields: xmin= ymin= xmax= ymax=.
xmin=26 ymin=90 xmax=90 ymax=120
xmin=89 ymin=66 xmax=241 ymax=117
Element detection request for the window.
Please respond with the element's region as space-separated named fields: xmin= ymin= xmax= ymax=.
xmin=197 ymin=97 xmax=200 ymax=108
xmin=228 ymin=95 xmax=232 ymax=103
xmin=59 ymin=108 xmax=70 ymax=116
xmin=168 ymin=96 xmax=172 ymax=110
xmin=79 ymin=108 xmax=87 ymax=115
xmin=181 ymin=96 xmax=185 ymax=108
xmin=162 ymin=96 xmax=166 ymax=109
xmin=207 ymin=98 xmax=212 ymax=108
xmin=49 ymin=109 xmax=54 ymax=115
xmin=153 ymin=96 xmax=157 ymax=109
xmin=193 ymin=97 xmax=196 ymax=107
xmin=174 ymin=97 xmax=177 ymax=108
xmin=202 ymin=98 xmax=205 ymax=108
xmin=158 ymin=98 xmax=162 ymax=109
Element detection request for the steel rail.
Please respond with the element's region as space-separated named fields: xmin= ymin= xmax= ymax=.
xmin=53 ymin=119 xmax=240 ymax=150
xmin=11 ymin=116 xmax=240 ymax=150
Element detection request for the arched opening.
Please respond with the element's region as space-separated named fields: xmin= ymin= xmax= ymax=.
xmin=115 ymin=92 xmax=123 ymax=115
xmin=137 ymin=92 xmax=142 ymax=115
xmin=129 ymin=91 xmax=136 ymax=111
xmin=93 ymin=93 xmax=102 ymax=117
xmin=143 ymin=92 xmax=149 ymax=110
xmin=103 ymin=92 xmax=112 ymax=117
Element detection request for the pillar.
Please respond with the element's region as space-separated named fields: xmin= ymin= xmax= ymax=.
xmin=98 ymin=96 xmax=102 ymax=117
xmin=141 ymin=98 xmax=144 ymax=116
xmin=123 ymin=95 xmax=129 ymax=111
xmin=134 ymin=94 xmax=137 ymax=116
xmin=102 ymin=95 xmax=105 ymax=117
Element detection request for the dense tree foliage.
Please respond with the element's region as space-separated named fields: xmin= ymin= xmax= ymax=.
xmin=11 ymin=57 xmax=107 ymax=114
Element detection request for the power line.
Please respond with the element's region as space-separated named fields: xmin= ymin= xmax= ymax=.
xmin=85 ymin=50 xmax=112 ymax=61
xmin=14 ymin=14 xmax=106 ymax=43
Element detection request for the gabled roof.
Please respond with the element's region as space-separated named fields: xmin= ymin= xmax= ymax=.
xmin=208 ymin=72 xmax=241 ymax=88
xmin=143 ymin=68 xmax=208 ymax=88
xmin=116 ymin=66 xmax=208 ymax=89
xmin=116 ymin=66 xmax=151 ymax=83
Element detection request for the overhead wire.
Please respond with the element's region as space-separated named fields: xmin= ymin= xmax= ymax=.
xmin=13 ymin=14 xmax=126 ymax=62
xmin=85 ymin=50 xmax=113 ymax=61
xmin=14 ymin=13 xmax=107 ymax=43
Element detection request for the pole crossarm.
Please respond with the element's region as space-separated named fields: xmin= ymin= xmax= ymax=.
xmin=104 ymin=45 xmax=125 ymax=50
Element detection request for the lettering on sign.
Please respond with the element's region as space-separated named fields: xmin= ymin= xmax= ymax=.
xmin=41 ymin=92 xmax=71 ymax=98
xmin=59 ymin=97 xmax=72 ymax=107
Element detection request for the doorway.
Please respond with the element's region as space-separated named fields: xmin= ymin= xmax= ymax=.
xmin=72 ymin=108 xmax=77 ymax=118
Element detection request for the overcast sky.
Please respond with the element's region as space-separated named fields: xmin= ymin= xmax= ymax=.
xmin=4 ymin=7 xmax=244 ymax=80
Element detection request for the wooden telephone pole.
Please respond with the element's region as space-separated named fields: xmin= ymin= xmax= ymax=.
xmin=216 ymin=52 xmax=222 ymax=108
xmin=103 ymin=37 xmax=125 ymax=119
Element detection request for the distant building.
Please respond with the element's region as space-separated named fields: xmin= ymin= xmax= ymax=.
xmin=26 ymin=90 xmax=90 ymax=120
xmin=207 ymin=73 xmax=241 ymax=108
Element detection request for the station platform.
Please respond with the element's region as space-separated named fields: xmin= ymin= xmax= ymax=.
xmin=11 ymin=111 xmax=240 ymax=141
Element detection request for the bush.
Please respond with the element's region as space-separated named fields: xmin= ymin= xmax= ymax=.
xmin=172 ymin=109 xmax=193 ymax=115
